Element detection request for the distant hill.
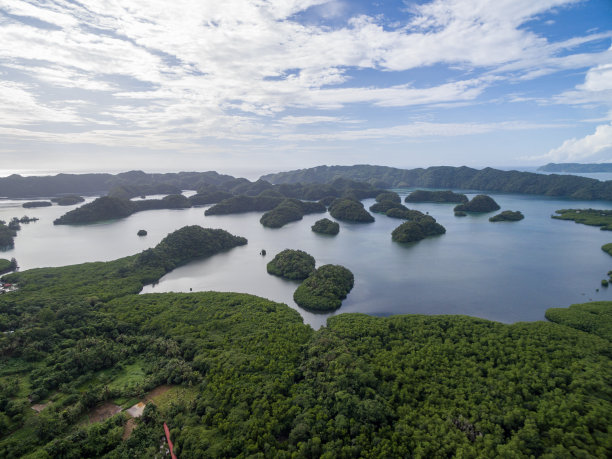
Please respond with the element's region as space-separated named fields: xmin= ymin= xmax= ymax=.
xmin=261 ymin=164 xmax=612 ymax=201
xmin=538 ymin=163 xmax=612 ymax=173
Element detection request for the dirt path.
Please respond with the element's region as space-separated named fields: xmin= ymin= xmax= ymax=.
xmin=87 ymin=402 xmax=122 ymax=424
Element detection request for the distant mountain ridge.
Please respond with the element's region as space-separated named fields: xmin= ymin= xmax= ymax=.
xmin=538 ymin=163 xmax=612 ymax=173
xmin=261 ymin=164 xmax=612 ymax=201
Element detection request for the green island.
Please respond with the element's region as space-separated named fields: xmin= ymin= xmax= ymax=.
xmin=405 ymin=189 xmax=468 ymax=203
xmin=375 ymin=191 xmax=401 ymax=204
xmin=137 ymin=229 xmax=147 ymax=236
xmin=262 ymin=164 xmax=612 ymax=201
xmin=552 ymin=209 xmax=612 ymax=230
xmin=0 ymin=258 xmax=17 ymax=275
xmin=538 ymin=162 xmax=612 ymax=173
xmin=454 ymin=194 xmax=500 ymax=213
xmin=22 ymin=201 xmax=52 ymax=208
xmin=54 ymin=195 xmax=192 ymax=225
xmin=293 ymin=264 xmax=354 ymax=311
xmin=51 ymin=195 xmax=85 ymax=206
xmin=0 ymin=236 xmax=609 ymax=456
xmin=329 ymin=198 xmax=375 ymax=223
xmin=311 ymin=218 xmax=340 ymax=235
xmin=489 ymin=210 xmax=524 ymax=222
xmin=602 ymin=243 xmax=612 ymax=256
xmin=386 ymin=207 xmax=428 ymax=220
xmin=455 ymin=210 xmax=467 ymax=217
xmin=392 ymin=215 xmax=446 ymax=243
xmin=260 ymin=199 xmax=325 ymax=228
xmin=266 ymin=249 xmax=316 ymax=280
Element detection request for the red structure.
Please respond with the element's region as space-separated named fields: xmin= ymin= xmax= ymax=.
xmin=164 ymin=422 xmax=177 ymax=459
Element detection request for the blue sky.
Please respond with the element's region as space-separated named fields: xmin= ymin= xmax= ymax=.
xmin=0 ymin=0 xmax=611 ymax=177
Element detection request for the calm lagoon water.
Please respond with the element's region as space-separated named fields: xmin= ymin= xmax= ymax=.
xmin=2 ymin=191 xmax=612 ymax=329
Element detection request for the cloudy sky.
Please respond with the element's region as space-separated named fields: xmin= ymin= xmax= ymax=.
xmin=1 ymin=0 xmax=611 ymax=177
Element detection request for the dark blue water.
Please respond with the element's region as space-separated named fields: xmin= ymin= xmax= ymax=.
xmin=2 ymin=191 xmax=612 ymax=329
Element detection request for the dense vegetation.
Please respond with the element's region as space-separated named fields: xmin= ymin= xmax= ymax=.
xmin=205 ymin=195 xmax=284 ymax=215
xmin=392 ymin=216 xmax=446 ymax=243
xmin=22 ymin=201 xmax=52 ymax=208
xmin=0 ymin=258 xmax=17 ymax=275
xmin=137 ymin=230 xmax=147 ymax=236
xmin=405 ymin=189 xmax=468 ymax=203
xmin=552 ymin=208 xmax=612 ymax=230
xmin=0 ymin=237 xmax=610 ymax=456
xmin=538 ymin=162 xmax=612 ymax=173
xmin=385 ymin=207 xmax=427 ymax=220
xmin=51 ymin=195 xmax=85 ymax=206
xmin=375 ymin=191 xmax=401 ymax=204
xmin=602 ymin=243 xmax=612 ymax=256
xmin=489 ymin=210 xmax=524 ymax=222
xmin=329 ymin=199 xmax=375 ymax=223
xmin=454 ymin=195 xmax=500 ymax=213
xmin=262 ymin=164 xmax=612 ymax=201
xmin=266 ymin=249 xmax=316 ymax=280
xmin=260 ymin=199 xmax=326 ymax=228
xmin=54 ymin=195 xmax=193 ymax=225
xmin=293 ymin=264 xmax=354 ymax=311
xmin=311 ymin=218 xmax=340 ymax=235
xmin=0 ymin=222 xmax=17 ymax=250
xmin=545 ymin=301 xmax=612 ymax=341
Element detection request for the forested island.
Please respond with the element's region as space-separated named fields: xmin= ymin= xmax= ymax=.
xmin=454 ymin=195 xmax=500 ymax=213
xmin=262 ymin=164 xmax=612 ymax=201
xmin=489 ymin=210 xmax=524 ymax=222
xmin=311 ymin=218 xmax=339 ymax=235
xmin=391 ymin=216 xmax=446 ymax=243
xmin=552 ymin=209 xmax=612 ymax=230
xmin=293 ymin=264 xmax=354 ymax=311
xmin=329 ymin=199 xmax=375 ymax=223
xmin=266 ymin=249 xmax=316 ymax=280
xmin=405 ymin=189 xmax=468 ymax=203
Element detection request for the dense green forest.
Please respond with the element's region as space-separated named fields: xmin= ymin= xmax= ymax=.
xmin=454 ymin=195 xmax=500 ymax=213
xmin=293 ymin=264 xmax=354 ymax=312
xmin=266 ymin=249 xmax=316 ymax=280
xmin=329 ymin=199 xmax=375 ymax=223
xmin=22 ymin=202 xmax=52 ymax=209
xmin=404 ymin=190 xmax=468 ymax=203
xmin=51 ymin=195 xmax=85 ymax=206
xmin=489 ymin=210 xmax=524 ymax=222
xmin=391 ymin=216 xmax=446 ymax=243
xmin=552 ymin=209 xmax=612 ymax=230
xmin=260 ymin=199 xmax=326 ymax=228
xmin=262 ymin=164 xmax=612 ymax=201
xmin=311 ymin=218 xmax=340 ymax=235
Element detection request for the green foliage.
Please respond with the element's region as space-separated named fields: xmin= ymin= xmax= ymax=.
xmin=262 ymin=164 xmax=612 ymax=201
xmin=22 ymin=201 xmax=52 ymax=208
xmin=375 ymin=192 xmax=401 ymax=204
xmin=369 ymin=201 xmax=408 ymax=214
xmin=266 ymin=249 xmax=316 ymax=280
xmin=0 ymin=222 xmax=17 ymax=250
xmin=311 ymin=218 xmax=340 ymax=235
xmin=205 ymin=195 xmax=283 ymax=215
xmin=293 ymin=264 xmax=354 ymax=311
xmin=53 ymin=196 xmax=135 ymax=225
xmin=405 ymin=189 xmax=468 ymax=203
xmin=454 ymin=195 xmax=501 ymax=213
xmin=455 ymin=210 xmax=467 ymax=217
xmin=489 ymin=210 xmax=524 ymax=222
xmin=385 ymin=207 xmax=427 ymax=220
xmin=51 ymin=195 xmax=85 ymax=206
xmin=188 ymin=190 xmax=233 ymax=206
xmin=260 ymin=201 xmax=304 ymax=228
xmin=603 ymin=243 xmax=612 ymax=256
xmin=137 ymin=229 xmax=147 ymax=236
xmin=0 ymin=258 xmax=17 ymax=275
xmin=392 ymin=215 xmax=446 ymax=243
xmin=546 ymin=301 xmax=612 ymax=341
xmin=553 ymin=209 xmax=612 ymax=230
xmin=329 ymin=199 xmax=375 ymax=223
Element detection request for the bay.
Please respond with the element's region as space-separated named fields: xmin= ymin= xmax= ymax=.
xmin=2 ymin=191 xmax=612 ymax=329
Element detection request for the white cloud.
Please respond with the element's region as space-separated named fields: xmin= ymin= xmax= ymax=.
xmin=543 ymin=123 xmax=612 ymax=161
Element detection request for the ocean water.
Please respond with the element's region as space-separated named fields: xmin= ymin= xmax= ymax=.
xmin=2 ymin=191 xmax=612 ymax=329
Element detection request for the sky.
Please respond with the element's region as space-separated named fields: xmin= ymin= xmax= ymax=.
xmin=0 ymin=0 xmax=611 ymax=177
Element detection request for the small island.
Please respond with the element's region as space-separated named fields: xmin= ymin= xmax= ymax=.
xmin=489 ymin=210 xmax=524 ymax=222
xmin=386 ymin=208 xmax=428 ymax=220
xmin=454 ymin=210 xmax=467 ymax=217
xmin=260 ymin=199 xmax=326 ymax=228
xmin=293 ymin=264 xmax=354 ymax=311
xmin=311 ymin=218 xmax=340 ymax=235
xmin=137 ymin=229 xmax=147 ymax=236
xmin=329 ymin=199 xmax=374 ymax=223
xmin=22 ymin=201 xmax=52 ymax=208
xmin=267 ymin=249 xmax=316 ymax=280
xmin=454 ymin=195 xmax=500 ymax=213
xmin=405 ymin=190 xmax=468 ymax=203
xmin=375 ymin=191 xmax=401 ymax=204
xmin=51 ymin=195 xmax=85 ymax=206
xmin=0 ymin=257 xmax=17 ymax=274
xmin=552 ymin=209 xmax=612 ymax=230
xmin=391 ymin=216 xmax=446 ymax=243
